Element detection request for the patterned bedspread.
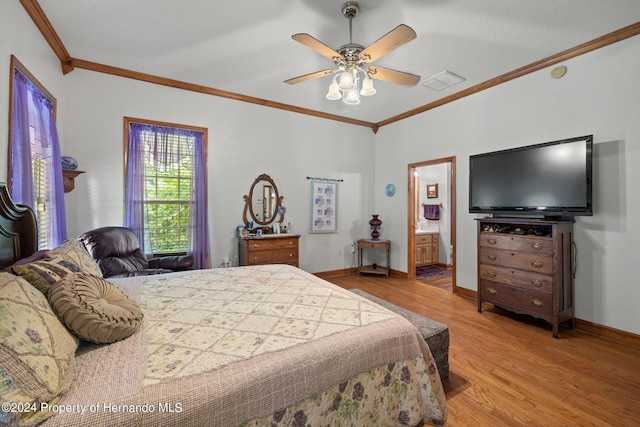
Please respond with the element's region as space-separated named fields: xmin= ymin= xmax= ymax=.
xmin=41 ymin=264 xmax=447 ymax=426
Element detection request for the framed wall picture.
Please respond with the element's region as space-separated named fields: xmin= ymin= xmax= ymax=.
xmin=309 ymin=180 xmax=338 ymax=233
xmin=427 ymin=183 xmax=438 ymax=198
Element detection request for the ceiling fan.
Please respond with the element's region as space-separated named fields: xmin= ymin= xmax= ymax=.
xmin=285 ymin=1 xmax=420 ymax=104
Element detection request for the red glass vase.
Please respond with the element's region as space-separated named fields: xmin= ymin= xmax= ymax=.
xmin=369 ymin=214 xmax=382 ymax=240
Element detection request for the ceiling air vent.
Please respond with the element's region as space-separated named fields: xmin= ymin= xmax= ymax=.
xmin=422 ymin=70 xmax=466 ymax=91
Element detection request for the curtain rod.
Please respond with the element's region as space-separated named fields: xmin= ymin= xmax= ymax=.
xmin=306 ymin=176 xmax=343 ymax=182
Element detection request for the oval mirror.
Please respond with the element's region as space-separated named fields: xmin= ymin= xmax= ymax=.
xmin=243 ymin=173 xmax=284 ymax=226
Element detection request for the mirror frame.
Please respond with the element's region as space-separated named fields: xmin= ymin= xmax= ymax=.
xmin=243 ymin=173 xmax=285 ymax=226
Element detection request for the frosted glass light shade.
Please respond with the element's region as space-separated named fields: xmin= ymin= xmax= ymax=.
xmin=360 ymin=75 xmax=376 ymax=96
xmin=326 ymin=78 xmax=341 ymax=100
xmin=343 ymin=87 xmax=360 ymax=105
xmin=338 ymin=70 xmax=355 ymax=90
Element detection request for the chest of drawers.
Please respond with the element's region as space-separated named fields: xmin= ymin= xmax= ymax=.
xmin=476 ymin=218 xmax=574 ymax=338
xmin=238 ymin=234 xmax=300 ymax=267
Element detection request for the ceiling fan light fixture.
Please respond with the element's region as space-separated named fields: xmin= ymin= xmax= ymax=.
xmin=343 ymin=87 xmax=360 ymax=104
xmin=360 ymin=74 xmax=376 ymax=96
xmin=287 ymin=1 xmax=419 ymax=107
xmin=326 ymin=77 xmax=342 ymax=100
xmin=338 ymin=70 xmax=355 ymax=91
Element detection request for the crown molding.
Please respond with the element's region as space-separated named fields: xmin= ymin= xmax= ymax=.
xmin=71 ymin=58 xmax=376 ymax=131
xmin=19 ymin=0 xmax=73 ymax=74
xmin=376 ymin=22 xmax=640 ymax=129
xmin=19 ymin=2 xmax=640 ymax=132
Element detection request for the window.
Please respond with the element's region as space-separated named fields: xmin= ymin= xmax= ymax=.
xmin=124 ymin=118 xmax=211 ymax=269
xmin=9 ymin=56 xmax=67 ymax=249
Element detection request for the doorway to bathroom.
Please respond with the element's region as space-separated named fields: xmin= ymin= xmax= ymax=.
xmin=407 ymin=157 xmax=456 ymax=292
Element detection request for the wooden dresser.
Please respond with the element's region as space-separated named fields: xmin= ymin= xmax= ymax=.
xmin=476 ymin=217 xmax=574 ymax=338
xmin=238 ymin=234 xmax=300 ymax=267
xmin=416 ymin=233 xmax=439 ymax=267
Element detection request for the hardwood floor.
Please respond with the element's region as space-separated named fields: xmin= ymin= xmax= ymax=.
xmin=415 ymin=267 xmax=453 ymax=291
xmin=325 ymin=273 xmax=640 ymax=427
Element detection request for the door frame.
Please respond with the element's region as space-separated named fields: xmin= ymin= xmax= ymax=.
xmin=407 ymin=156 xmax=457 ymax=292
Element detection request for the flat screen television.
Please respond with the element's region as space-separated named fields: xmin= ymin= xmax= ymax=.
xmin=469 ymin=135 xmax=593 ymax=217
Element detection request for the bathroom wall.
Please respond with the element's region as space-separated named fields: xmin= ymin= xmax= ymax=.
xmin=416 ymin=163 xmax=451 ymax=265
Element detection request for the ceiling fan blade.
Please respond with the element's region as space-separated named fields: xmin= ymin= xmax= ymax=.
xmin=292 ymin=33 xmax=344 ymax=62
xmin=367 ymin=66 xmax=421 ymax=86
xmin=359 ymin=24 xmax=417 ymax=63
xmin=284 ymin=69 xmax=336 ymax=85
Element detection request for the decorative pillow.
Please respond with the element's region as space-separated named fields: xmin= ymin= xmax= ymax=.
xmin=0 ymin=272 xmax=78 ymax=426
xmin=1 ymin=250 xmax=48 ymax=273
xmin=48 ymin=273 xmax=143 ymax=344
xmin=12 ymin=258 xmax=83 ymax=296
xmin=46 ymin=239 xmax=103 ymax=278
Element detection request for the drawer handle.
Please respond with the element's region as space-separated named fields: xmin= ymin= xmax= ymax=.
xmin=531 ymin=299 xmax=543 ymax=307
xmin=532 ymin=242 xmax=543 ymax=250
xmin=487 ymin=238 xmax=497 ymax=245
xmin=486 ymin=271 xmax=497 ymax=278
xmin=487 ymin=254 xmax=497 ymax=261
xmin=531 ymin=279 xmax=543 ymax=287
xmin=487 ymin=287 xmax=497 ymax=295
xmin=531 ymin=261 xmax=544 ymax=268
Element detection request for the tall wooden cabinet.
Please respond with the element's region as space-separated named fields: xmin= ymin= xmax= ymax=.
xmin=238 ymin=234 xmax=300 ymax=267
xmin=476 ymin=217 xmax=574 ymax=338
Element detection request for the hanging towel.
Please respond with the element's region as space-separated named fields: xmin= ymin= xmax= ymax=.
xmin=423 ymin=204 xmax=440 ymax=220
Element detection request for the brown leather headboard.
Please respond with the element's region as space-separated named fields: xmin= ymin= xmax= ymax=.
xmin=0 ymin=182 xmax=37 ymax=269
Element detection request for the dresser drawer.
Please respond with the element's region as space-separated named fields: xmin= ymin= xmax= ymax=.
xmin=479 ymin=247 xmax=553 ymax=274
xmin=246 ymin=248 xmax=298 ymax=265
xmin=239 ymin=235 xmax=300 ymax=267
xmin=480 ymin=280 xmax=552 ymax=319
xmin=479 ymin=233 xmax=553 ymax=255
xmin=358 ymin=240 xmax=390 ymax=249
xmin=245 ymin=237 xmax=298 ymax=251
xmin=478 ymin=264 xmax=552 ymax=293
xmin=416 ymin=234 xmax=433 ymax=244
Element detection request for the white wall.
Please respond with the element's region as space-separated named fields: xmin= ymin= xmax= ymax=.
xmin=0 ymin=1 xmax=374 ymax=275
xmin=375 ymin=35 xmax=640 ymax=335
xmin=60 ymin=70 xmax=375 ymax=272
xmin=0 ymin=2 xmax=65 ymax=181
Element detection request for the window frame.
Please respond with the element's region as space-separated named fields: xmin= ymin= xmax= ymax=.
xmin=123 ymin=117 xmax=208 ymax=257
xmin=7 ymin=55 xmax=60 ymax=249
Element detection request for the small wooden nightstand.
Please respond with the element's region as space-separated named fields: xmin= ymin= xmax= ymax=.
xmin=357 ymin=239 xmax=390 ymax=277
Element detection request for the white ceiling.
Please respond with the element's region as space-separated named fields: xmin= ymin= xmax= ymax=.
xmin=38 ymin=0 xmax=640 ymax=124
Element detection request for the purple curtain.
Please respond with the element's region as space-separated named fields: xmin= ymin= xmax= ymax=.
xmin=10 ymin=73 xmax=33 ymax=205
xmin=189 ymin=133 xmax=211 ymax=269
xmin=10 ymin=69 xmax=67 ymax=248
xmin=125 ymin=123 xmax=211 ymax=269
xmin=124 ymin=125 xmax=148 ymax=249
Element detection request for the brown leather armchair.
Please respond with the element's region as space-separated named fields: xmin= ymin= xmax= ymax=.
xmin=78 ymin=226 xmax=194 ymax=278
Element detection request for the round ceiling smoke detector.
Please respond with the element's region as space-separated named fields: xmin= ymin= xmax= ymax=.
xmin=551 ymin=66 xmax=567 ymax=79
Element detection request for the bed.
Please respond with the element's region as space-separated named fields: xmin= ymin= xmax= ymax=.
xmin=0 ymin=183 xmax=447 ymax=427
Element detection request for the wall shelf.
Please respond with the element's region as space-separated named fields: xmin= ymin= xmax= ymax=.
xmin=62 ymin=170 xmax=84 ymax=193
